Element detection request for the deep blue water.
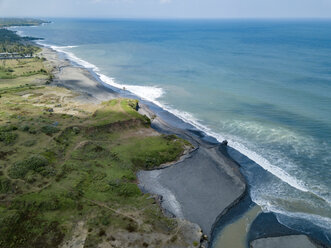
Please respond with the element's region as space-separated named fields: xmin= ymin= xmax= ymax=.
xmin=12 ymin=19 xmax=331 ymax=236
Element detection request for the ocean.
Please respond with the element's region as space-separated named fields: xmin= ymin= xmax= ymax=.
xmin=11 ymin=18 xmax=331 ymax=240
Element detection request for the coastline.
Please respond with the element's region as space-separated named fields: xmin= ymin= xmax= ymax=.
xmin=37 ymin=45 xmax=329 ymax=248
xmin=39 ymin=45 xmax=248 ymax=246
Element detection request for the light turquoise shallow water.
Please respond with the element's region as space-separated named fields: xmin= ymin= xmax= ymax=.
xmin=12 ymin=19 xmax=331 ymax=235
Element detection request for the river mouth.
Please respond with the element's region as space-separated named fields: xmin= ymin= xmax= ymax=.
xmin=212 ymin=205 xmax=262 ymax=248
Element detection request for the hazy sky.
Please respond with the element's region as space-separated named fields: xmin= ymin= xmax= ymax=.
xmin=1 ymin=0 xmax=331 ymax=19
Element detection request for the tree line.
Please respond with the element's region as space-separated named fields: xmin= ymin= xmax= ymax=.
xmin=0 ymin=18 xmax=48 ymax=28
xmin=0 ymin=29 xmax=40 ymax=56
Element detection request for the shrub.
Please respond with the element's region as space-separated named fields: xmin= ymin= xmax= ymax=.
xmin=41 ymin=125 xmax=59 ymax=136
xmin=25 ymin=171 xmax=36 ymax=184
xmin=0 ymin=125 xmax=18 ymax=132
xmin=71 ymin=143 xmax=110 ymax=160
xmin=163 ymin=134 xmax=177 ymax=141
xmin=142 ymin=115 xmax=151 ymax=126
xmin=0 ymin=209 xmax=65 ymax=248
xmin=21 ymin=125 xmax=30 ymax=132
xmin=9 ymin=154 xmax=49 ymax=179
xmin=92 ymin=172 xmax=107 ymax=180
xmin=118 ymin=183 xmax=141 ymax=197
xmin=108 ymin=180 xmax=141 ymax=197
xmin=131 ymin=158 xmax=145 ymax=168
xmin=128 ymin=100 xmax=138 ymax=110
xmin=0 ymin=178 xmax=11 ymax=193
xmin=121 ymin=171 xmax=136 ymax=181
xmin=25 ymin=155 xmax=49 ymax=171
xmin=0 ymin=132 xmax=18 ymax=145
xmin=39 ymin=166 xmax=56 ymax=177
xmin=131 ymin=156 xmax=159 ymax=169
xmin=9 ymin=162 xmax=30 ymax=179
xmin=101 ymin=217 xmax=110 ymax=226
xmin=93 ymin=181 xmax=110 ymax=192
xmin=28 ymin=128 xmax=37 ymax=134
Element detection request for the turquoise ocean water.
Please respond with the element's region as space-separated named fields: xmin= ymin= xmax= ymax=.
xmin=12 ymin=19 xmax=331 ymax=239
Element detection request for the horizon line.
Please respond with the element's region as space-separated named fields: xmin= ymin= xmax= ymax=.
xmin=2 ymin=16 xmax=331 ymax=21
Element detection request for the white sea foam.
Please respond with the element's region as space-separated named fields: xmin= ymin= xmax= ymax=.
xmin=41 ymin=43 xmax=98 ymax=71
xmin=7 ymin=27 xmax=25 ymax=37
xmin=97 ymin=73 xmax=164 ymax=103
xmin=15 ymin=30 xmax=24 ymax=36
xmin=266 ymin=203 xmax=331 ymax=232
xmin=161 ymin=107 xmax=310 ymax=193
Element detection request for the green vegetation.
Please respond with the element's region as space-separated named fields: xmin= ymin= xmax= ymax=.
xmin=0 ymin=57 xmax=48 ymax=79
xmin=8 ymin=154 xmax=50 ymax=179
xmin=0 ymin=28 xmax=41 ymax=55
xmin=0 ymin=18 xmax=48 ymax=28
xmin=0 ymin=55 xmax=191 ymax=247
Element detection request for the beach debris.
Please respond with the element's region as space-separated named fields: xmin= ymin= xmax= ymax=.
xmin=222 ymin=140 xmax=228 ymax=146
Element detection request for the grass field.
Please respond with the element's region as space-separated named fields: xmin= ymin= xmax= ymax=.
xmin=0 ymin=57 xmax=48 ymax=79
xmin=0 ymin=58 xmax=196 ymax=248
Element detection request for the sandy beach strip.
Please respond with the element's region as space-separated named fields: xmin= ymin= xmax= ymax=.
xmin=41 ymin=48 xmax=119 ymax=103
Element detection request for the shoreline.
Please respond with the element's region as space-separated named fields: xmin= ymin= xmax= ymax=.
xmin=38 ymin=45 xmax=329 ymax=248
xmin=15 ymin=27 xmax=329 ymax=211
xmin=40 ymin=45 xmax=248 ymax=247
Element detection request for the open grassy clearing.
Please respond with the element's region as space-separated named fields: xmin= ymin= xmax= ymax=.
xmin=0 ymin=57 xmax=49 ymax=80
